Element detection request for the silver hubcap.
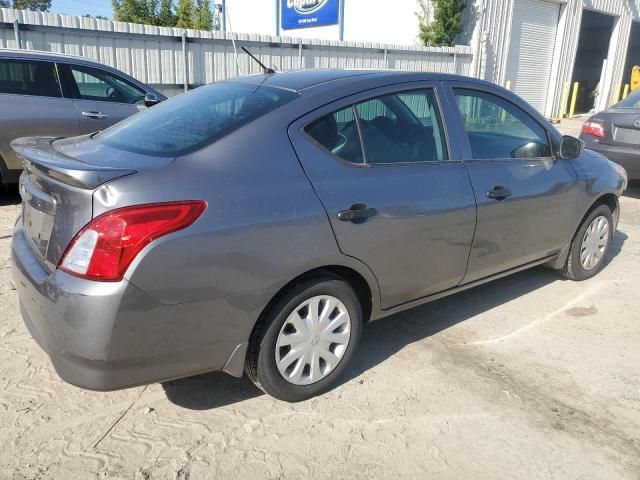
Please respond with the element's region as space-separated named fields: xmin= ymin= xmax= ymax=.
xmin=580 ymin=215 xmax=610 ymax=271
xmin=275 ymin=295 xmax=351 ymax=386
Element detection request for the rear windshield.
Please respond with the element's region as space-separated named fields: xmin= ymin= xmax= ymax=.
xmin=613 ymin=90 xmax=640 ymax=109
xmin=95 ymin=82 xmax=298 ymax=156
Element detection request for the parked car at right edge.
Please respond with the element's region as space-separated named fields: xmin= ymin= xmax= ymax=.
xmin=580 ymin=89 xmax=640 ymax=180
xmin=0 ymin=49 xmax=166 ymax=185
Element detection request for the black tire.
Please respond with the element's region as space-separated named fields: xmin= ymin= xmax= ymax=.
xmin=245 ymin=274 xmax=362 ymax=402
xmin=561 ymin=204 xmax=613 ymax=281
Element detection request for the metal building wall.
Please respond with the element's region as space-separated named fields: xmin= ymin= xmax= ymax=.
xmin=0 ymin=8 xmax=473 ymax=97
xmin=472 ymin=0 xmax=640 ymax=117
xmin=470 ymin=0 xmax=516 ymax=85
xmin=547 ymin=0 xmax=639 ymax=117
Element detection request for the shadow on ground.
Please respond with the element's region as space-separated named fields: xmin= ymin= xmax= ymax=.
xmin=0 ymin=185 xmax=20 ymax=206
xmin=624 ymin=180 xmax=640 ymax=200
xmin=163 ymin=229 xmax=628 ymax=410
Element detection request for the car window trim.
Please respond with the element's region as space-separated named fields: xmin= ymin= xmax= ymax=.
xmin=64 ymin=63 xmax=147 ymax=106
xmin=449 ymin=84 xmax=555 ymax=162
xmin=0 ymin=58 xmax=64 ymax=99
xmin=300 ymin=82 xmax=455 ymax=168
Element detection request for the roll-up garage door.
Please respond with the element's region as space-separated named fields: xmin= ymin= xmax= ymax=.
xmin=505 ymin=0 xmax=560 ymax=114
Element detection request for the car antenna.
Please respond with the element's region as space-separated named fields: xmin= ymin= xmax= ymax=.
xmin=241 ymin=46 xmax=276 ymax=74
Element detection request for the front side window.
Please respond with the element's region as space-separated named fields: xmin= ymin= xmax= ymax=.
xmin=305 ymin=88 xmax=448 ymax=165
xmin=0 ymin=60 xmax=60 ymax=98
xmin=70 ymin=65 xmax=145 ymax=104
xmin=96 ymin=82 xmax=298 ymax=156
xmin=454 ymin=89 xmax=552 ymax=159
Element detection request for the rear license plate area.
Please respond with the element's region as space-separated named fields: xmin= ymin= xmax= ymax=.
xmin=19 ymin=176 xmax=56 ymax=260
xmin=614 ymin=127 xmax=640 ymax=146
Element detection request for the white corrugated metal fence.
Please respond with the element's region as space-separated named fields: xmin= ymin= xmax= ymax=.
xmin=0 ymin=8 xmax=473 ymax=96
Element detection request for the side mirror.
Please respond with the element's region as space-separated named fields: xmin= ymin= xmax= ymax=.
xmin=144 ymin=93 xmax=160 ymax=108
xmin=559 ymin=135 xmax=584 ymax=160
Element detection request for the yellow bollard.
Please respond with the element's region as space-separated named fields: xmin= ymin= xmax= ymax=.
xmin=505 ymin=80 xmax=511 ymax=90
xmin=623 ymin=84 xmax=630 ymax=99
xmin=632 ymin=66 xmax=640 ymax=92
xmin=569 ymin=82 xmax=579 ymax=118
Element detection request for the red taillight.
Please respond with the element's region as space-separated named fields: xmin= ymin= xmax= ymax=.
xmin=59 ymin=201 xmax=207 ymax=281
xmin=582 ymin=120 xmax=605 ymax=139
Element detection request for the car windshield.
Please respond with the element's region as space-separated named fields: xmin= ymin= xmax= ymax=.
xmin=613 ymin=90 xmax=640 ymax=109
xmin=95 ymin=82 xmax=298 ymax=156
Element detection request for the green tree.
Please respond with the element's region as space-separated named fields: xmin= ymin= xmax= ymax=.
xmin=175 ymin=0 xmax=194 ymax=28
xmin=417 ymin=0 xmax=466 ymax=47
xmin=0 ymin=0 xmax=11 ymax=8
xmin=12 ymin=0 xmax=51 ymax=11
xmin=157 ymin=0 xmax=175 ymax=26
xmin=112 ymin=0 xmax=159 ymax=25
xmin=83 ymin=14 xmax=109 ymax=20
xmin=192 ymin=0 xmax=212 ymax=30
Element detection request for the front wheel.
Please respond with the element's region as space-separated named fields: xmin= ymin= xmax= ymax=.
xmin=561 ymin=204 xmax=613 ymax=281
xmin=245 ymin=275 xmax=362 ymax=402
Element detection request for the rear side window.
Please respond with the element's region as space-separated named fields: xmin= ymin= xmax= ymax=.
xmin=614 ymin=90 xmax=640 ymax=109
xmin=69 ymin=65 xmax=145 ymax=104
xmin=0 ymin=60 xmax=61 ymax=98
xmin=356 ymin=90 xmax=448 ymax=164
xmin=96 ymin=83 xmax=298 ymax=155
xmin=306 ymin=88 xmax=448 ymax=165
xmin=305 ymin=106 xmax=364 ymax=164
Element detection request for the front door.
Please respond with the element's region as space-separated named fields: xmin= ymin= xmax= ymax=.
xmin=290 ymin=84 xmax=477 ymax=309
xmin=60 ymin=63 xmax=146 ymax=133
xmin=446 ymin=84 xmax=579 ymax=283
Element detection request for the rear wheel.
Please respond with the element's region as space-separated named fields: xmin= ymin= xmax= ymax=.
xmin=561 ymin=204 xmax=613 ymax=281
xmin=245 ymin=275 xmax=362 ymax=402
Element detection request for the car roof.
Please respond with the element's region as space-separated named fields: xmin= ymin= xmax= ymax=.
xmin=229 ymin=69 xmax=483 ymax=93
xmin=0 ymin=48 xmax=108 ymax=67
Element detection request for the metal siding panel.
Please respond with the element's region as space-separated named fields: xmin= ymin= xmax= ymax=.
xmin=505 ymin=0 xmax=560 ymax=112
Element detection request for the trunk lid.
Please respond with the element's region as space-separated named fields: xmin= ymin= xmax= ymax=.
xmin=604 ymin=109 xmax=640 ymax=148
xmin=13 ymin=136 xmax=172 ymax=270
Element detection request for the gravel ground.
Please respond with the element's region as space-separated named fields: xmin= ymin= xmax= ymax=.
xmin=0 ymin=179 xmax=639 ymax=480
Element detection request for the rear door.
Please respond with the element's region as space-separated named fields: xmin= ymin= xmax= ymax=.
xmin=289 ymin=83 xmax=477 ymax=309
xmin=59 ymin=63 xmax=147 ymax=133
xmin=0 ymin=59 xmax=80 ymax=175
xmin=444 ymin=82 xmax=579 ymax=283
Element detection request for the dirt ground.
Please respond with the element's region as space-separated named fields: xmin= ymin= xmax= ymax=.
xmin=1 ymin=177 xmax=639 ymax=479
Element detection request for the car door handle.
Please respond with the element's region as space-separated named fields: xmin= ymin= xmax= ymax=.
xmin=81 ymin=111 xmax=108 ymax=119
xmin=486 ymin=186 xmax=512 ymax=201
xmin=337 ymin=204 xmax=377 ymax=222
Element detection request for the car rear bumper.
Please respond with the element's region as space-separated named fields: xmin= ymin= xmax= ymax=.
xmin=582 ymin=137 xmax=640 ymax=180
xmin=12 ymin=219 xmax=271 ymax=390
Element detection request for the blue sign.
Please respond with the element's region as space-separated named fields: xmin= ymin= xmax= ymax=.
xmin=281 ymin=0 xmax=339 ymax=30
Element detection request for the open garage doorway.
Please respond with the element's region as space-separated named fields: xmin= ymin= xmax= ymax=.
xmin=622 ymin=21 xmax=640 ymax=97
xmin=569 ymin=9 xmax=615 ymax=115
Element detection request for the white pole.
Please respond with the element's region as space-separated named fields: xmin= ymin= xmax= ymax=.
xmin=182 ymin=31 xmax=188 ymax=92
xmin=225 ymin=4 xmax=241 ymax=77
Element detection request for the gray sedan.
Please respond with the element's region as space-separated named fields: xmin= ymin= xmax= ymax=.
xmin=580 ymin=90 xmax=640 ymax=180
xmin=0 ymin=49 xmax=165 ymax=185
xmin=11 ymin=70 xmax=627 ymax=402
